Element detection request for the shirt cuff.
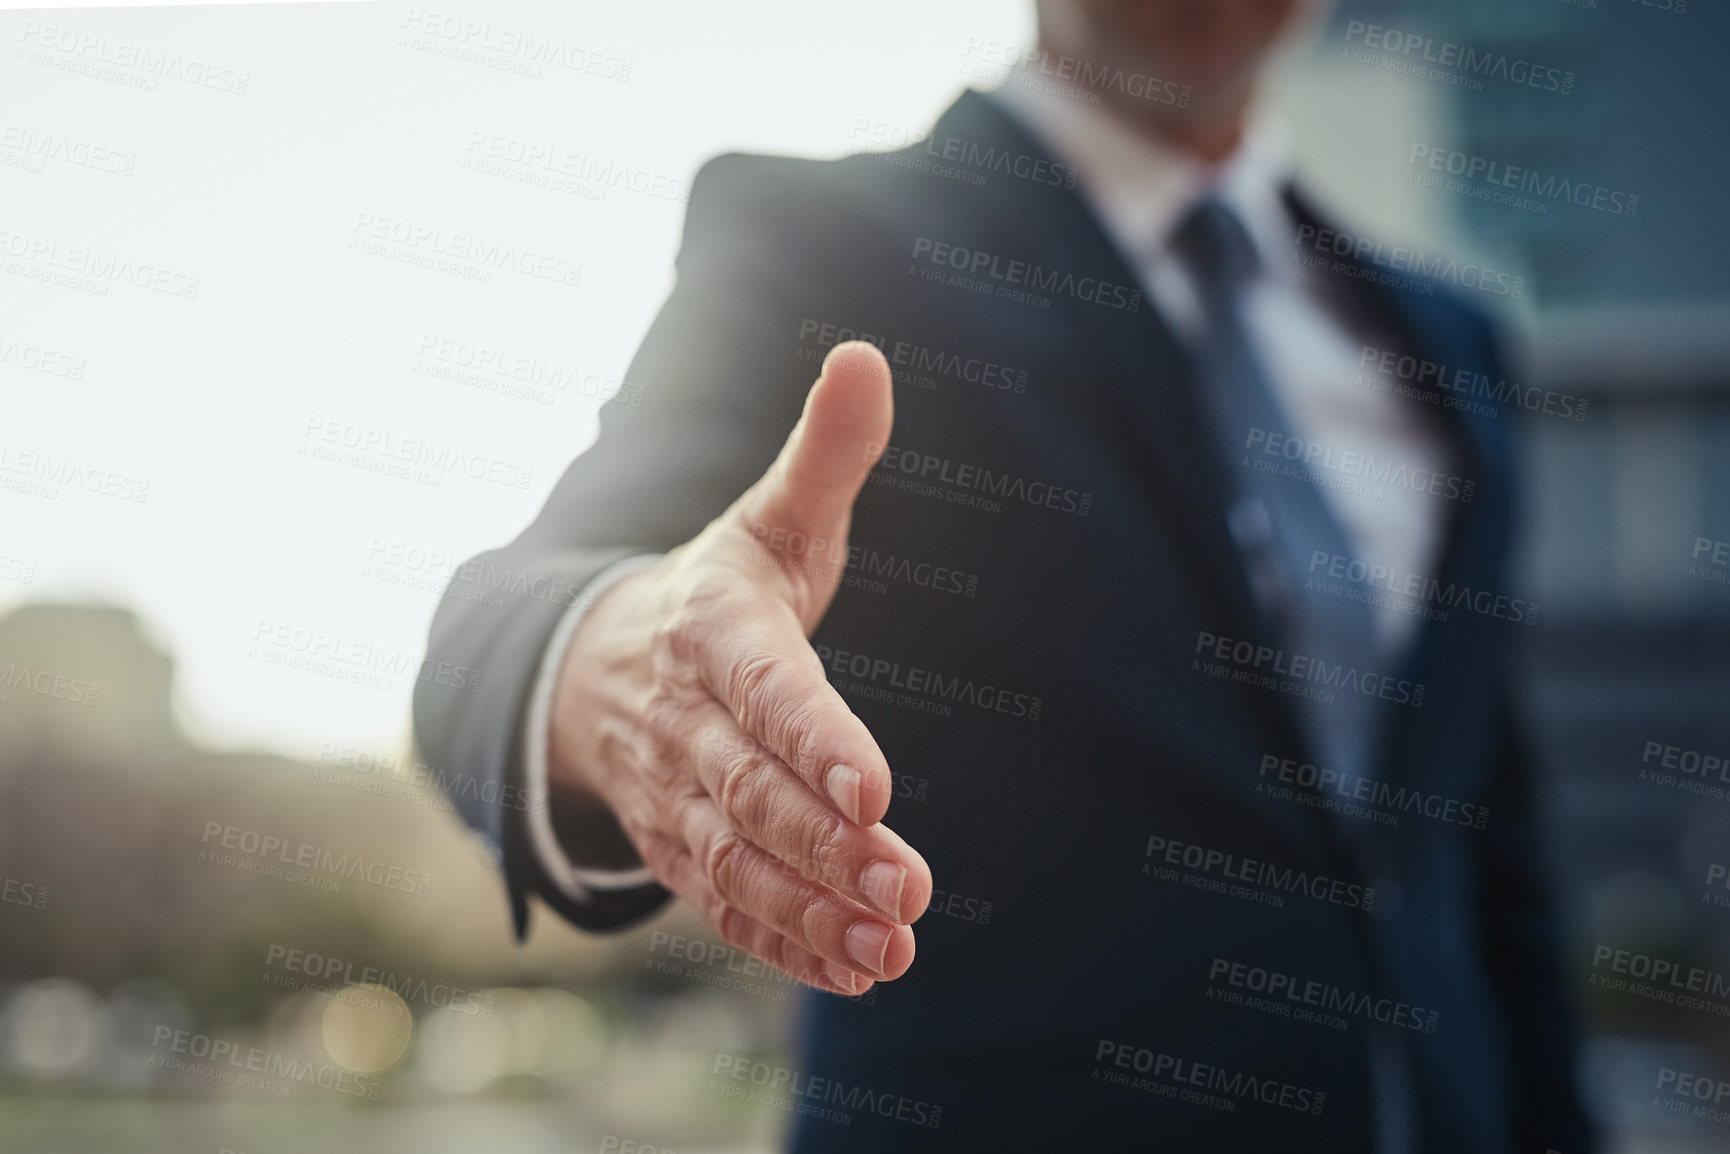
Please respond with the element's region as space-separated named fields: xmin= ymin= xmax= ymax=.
xmin=522 ymin=552 xmax=665 ymax=906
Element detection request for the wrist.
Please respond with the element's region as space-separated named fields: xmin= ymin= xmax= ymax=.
xmin=546 ymin=565 xmax=659 ymax=869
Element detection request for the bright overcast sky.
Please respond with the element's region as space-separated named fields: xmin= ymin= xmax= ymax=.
xmin=0 ymin=1 xmax=1452 ymax=763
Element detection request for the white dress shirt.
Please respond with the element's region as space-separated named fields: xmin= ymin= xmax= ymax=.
xmin=520 ymin=551 xmax=662 ymax=905
xmin=996 ymin=76 xmax=1443 ymax=1154
xmin=523 ymin=78 xmax=1459 ymax=906
xmin=992 ymin=75 xmax=1455 ymax=653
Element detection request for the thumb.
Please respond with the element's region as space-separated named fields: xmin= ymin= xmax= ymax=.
xmin=751 ymin=340 xmax=894 ymax=542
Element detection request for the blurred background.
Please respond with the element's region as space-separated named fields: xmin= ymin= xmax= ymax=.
xmin=1 ymin=1 xmax=1727 ymax=1151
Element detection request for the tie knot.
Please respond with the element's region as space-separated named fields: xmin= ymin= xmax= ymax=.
xmin=1171 ymin=196 xmax=1260 ymax=296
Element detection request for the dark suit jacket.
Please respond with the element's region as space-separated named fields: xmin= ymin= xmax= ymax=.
xmin=414 ymin=89 xmax=1591 ymax=1154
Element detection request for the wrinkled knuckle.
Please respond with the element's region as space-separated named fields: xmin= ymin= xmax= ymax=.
xmin=691 ymin=585 xmax=747 ymax=657
xmin=620 ymin=816 xmax=662 ymax=866
xmin=646 ymin=612 xmax=688 ymax=676
xmin=730 ymin=649 xmax=782 ymax=725
xmin=785 ymin=692 xmax=829 ymax=777
xmin=712 ymin=901 xmax=748 ymax=949
xmin=775 ymin=942 xmax=824 ymax=991
xmin=715 ymin=750 xmax=765 ymax=827
xmin=798 ymin=893 xmax=839 ymax=948
xmin=640 ymin=684 xmax=691 ymax=761
xmin=758 ymin=932 xmax=795 ymax=977
xmin=704 ymin=831 xmax=752 ymax=902
xmin=589 ymin=716 xmax=638 ymax=786
xmin=684 ymin=576 xmax=736 ymax=619
xmin=801 ymin=810 xmax=848 ymax=889
xmin=652 ymin=588 xmax=721 ymax=673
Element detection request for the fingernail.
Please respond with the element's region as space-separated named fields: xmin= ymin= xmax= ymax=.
xmin=826 ymin=764 xmax=861 ymax=823
xmin=860 ymin=861 xmax=908 ymax=920
xmin=860 ymin=765 xmax=891 ymax=806
xmin=845 ymin=921 xmax=892 ymax=976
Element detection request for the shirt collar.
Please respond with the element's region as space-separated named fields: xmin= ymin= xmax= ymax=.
xmin=987 ymin=69 xmax=1298 ymax=274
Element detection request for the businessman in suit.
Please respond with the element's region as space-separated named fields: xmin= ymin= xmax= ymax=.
xmin=415 ymin=0 xmax=1592 ymax=1149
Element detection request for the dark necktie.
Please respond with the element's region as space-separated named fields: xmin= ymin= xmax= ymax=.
xmin=1171 ymin=196 xmax=1416 ymax=1154
xmin=1171 ymin=196 xmax=1388 ymax=791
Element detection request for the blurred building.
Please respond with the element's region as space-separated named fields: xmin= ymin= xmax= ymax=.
xmin=1332 ymin=0 xmax=1730 ymax=1137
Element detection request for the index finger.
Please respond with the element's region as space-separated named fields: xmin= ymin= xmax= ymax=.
xmin=693 ymin=597 xmax=893 ymax=826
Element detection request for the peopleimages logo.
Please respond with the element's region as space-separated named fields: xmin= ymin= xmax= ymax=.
xmin=1357 ymin=345 xmax=1588 ymax=423
xmin=197 ymin=821 xmax=433 ymax=898
xmin=300 ymin=416 xmax=534 ymax=491
xmin=397 ymin=9 xmax=632 ymax=81
xmin=314 ymin=745 xmax=544 ymax=816
xmin=1306 ymin=549 xmax=1539 ymax=627
xmin=149 ymin=1027 xmax=380 ymax=1099
xmin=1207 ymin=957 xmax=1440 ymax=1033
xmin=0 ymin=333 xmax=87 ymax=379
xmin=797 ymin=317 xmax=1029 ymax=395
xmin=1655 ymin=1067 xmax=1730 ymax=1121
xmin=0 ymin=553 xmax=36 ymax=586
xmin=1293 ymin=223 xmax=1525 ymax=299
xmin=0 ymin=442 xmax=150 ymax=503
xmin=1194 ymin=630 xmax=1426 ymax=708
xmin=15 ymin=21 xmax=251 ymax=95
xmin=1407 ymin=144 xmax=1639 ymax=217
xmin=1258 ymin=753 xmax=1490 ymax=831
xmin=1342 ymin=20 xmax=1575 ymax=94
xmin=1093 ymin=1039 xmax=1326 ymax=1115
xmin=0 ymin=225 xmax=199 ymax=298
xmin=710 ymin=1054 xmax=942 ymax=1128
xmin=348 ymin=212 xmax=583 ymax=287
xmin=747 ymin=522 xmax=980 ymax=598
xmin=814 ymin=643 xmax=1043 ymax=721
xmin=1144 ymin=834 xmax=1374 ymax=911
xmin=1638 ymin=739 xmax=1730 ymax=802
xmin=262 ymin=944 xmax=493 ymax=1017
xmin=0 ymin=664 xmax=99 ymax=708
xmin=1 ymin=875 xmax=48 ymax=911
xmin=960 ymin=38 xmax=1192 ymax=107
xmin=850 ymin=120 xmax=1080 ymax=190
xmin=463 ymin=131 xmax=689 ymax=203
xmin=1703 ymin=863 xmax=1730 ymax=911
xmin=1244 ymin=427 xmax=1476 ymax=503
xmin=869 ymin=442 xmax=1093 ymax=517
xmin=0 ymin=123 xmax=134 ymax=177
xmin=412 ymin=334 xmax=645 ymax=408
xmin=1589 ymin=944 xmax=1730 ymax=1017
xmin=910 ymin=237 xmax=1143 ymax=312
xmin=250 ymin=617 xmax=483 ymax=695
xmin=1692 ymin=537 xmax=1730 ymax=589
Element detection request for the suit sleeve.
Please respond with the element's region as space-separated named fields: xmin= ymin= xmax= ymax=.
xmin=411 ymin=153 xmax=837 ymax=938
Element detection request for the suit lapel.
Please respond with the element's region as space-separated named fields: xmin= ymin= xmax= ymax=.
xmin=932 ymin=90 xmax=1296 ymax=684
xmin=923 ymin=93 xmax=1508 ymax=862
xmin=1285 ymin=191 xmax=1512 ymax=852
